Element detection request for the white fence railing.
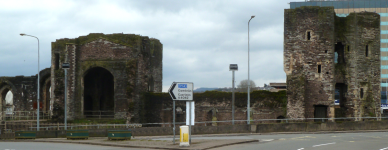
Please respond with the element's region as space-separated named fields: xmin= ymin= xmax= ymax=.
xmin=1 ymin=111 xmax=50 ymax=121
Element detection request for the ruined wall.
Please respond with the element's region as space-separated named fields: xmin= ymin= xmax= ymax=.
xmin=335 ymin=12 xmax=381 ymax=120
xmin=284 ymin=6 xmax=336 ymax=119
xmin=0 ymin=76 xmax=37 ymax=119
xmin=51 ymin=33 xmax=163 ymax=121
xmin=284 ymin=6 xmax=380 ymax=120
xmin=0 ymin=68 xmax=52 ymax=121
xmin=138 ymin=91 xmax=287 ymax=126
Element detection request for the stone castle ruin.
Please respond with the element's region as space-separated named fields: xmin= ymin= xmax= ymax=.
xmin=2 ymin=7 xmax=380 ymax=124
xmin=0 ymin=33 xmax=163 ymax=122
xmin=0 ymin=32 xmax=287 ymax=125
xmin=284 ymin=6 xmax=381 ymax=121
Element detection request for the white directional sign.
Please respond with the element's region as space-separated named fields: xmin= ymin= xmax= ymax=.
xmin=169 ymin=82 xmax=193 ymax=101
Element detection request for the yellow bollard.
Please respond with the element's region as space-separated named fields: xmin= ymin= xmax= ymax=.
xmin=179 ymin=126 xmax=189 ymax=146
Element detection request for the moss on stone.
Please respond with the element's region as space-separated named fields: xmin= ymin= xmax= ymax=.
xmin=335 ymin=63 xmax=346 ymax=75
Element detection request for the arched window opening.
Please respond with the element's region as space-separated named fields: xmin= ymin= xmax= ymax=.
xmin=4 ymin=91 xmax=13 ymax=115
xmin=49 ymin=86 xmax=52 ymax=111
xmin=84 ymin=67 xmax=114 ymax=118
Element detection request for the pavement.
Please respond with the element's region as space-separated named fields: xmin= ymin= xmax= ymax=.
xmin=0 ymin=135 xmax=259 ymax=150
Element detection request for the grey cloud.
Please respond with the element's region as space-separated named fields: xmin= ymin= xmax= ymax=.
xmin=0 ymin=0 xmax=290 ymax=92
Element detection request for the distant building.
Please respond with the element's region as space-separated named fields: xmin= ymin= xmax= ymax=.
xmin=268 ymin=83 xmax=287 ymax=92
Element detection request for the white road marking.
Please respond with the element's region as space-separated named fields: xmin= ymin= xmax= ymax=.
xmin=380 ymin=147 xmax=388 ymax=150
xmin=297 ymin=148 xmax=304 ymax=150
xmin=261 ymin=139 xmax=274 ymax=142
xmin=312 ymin=142 xmax=336 ymax=147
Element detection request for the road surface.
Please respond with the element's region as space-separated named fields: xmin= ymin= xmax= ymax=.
xmin=209 ymin=132 xmax=388 ymax=150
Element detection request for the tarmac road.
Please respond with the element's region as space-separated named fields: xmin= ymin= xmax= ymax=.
xmin=0 ymin=142 xmax=157 ymax=150
xmin=210 ymin=132 xmax=388 ymax=150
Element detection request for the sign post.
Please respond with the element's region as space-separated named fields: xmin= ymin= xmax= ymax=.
xmin=62 ymin=63 xmax=70 ymax=130
xmin=229 ymin=64 xmax=238 ymax=125
xmin=169 ymin=82 xmax=193 ymax=145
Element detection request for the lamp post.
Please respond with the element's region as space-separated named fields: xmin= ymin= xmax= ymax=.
xmin=20 ymin=33 xmax=40 ymax=131
xmin=247 ymin=15 xmax=255 ymax=125
xmin=229 ymin=64 xmax=238 ymax=125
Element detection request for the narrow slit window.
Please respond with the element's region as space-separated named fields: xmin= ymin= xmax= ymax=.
xmin=366 ymin=45 xmax=369 ymax=57
xmin=307 ymin=32 xmax=311 ymax=40
xmin=318 ymin=65 xmax=321 ymax=73
xmin=347 ymin=45 xmax=350 ymax=52
xmin=360 ymin=88 xmax=364 ymax=98
xmin=55 ymin=53 xmax=59 ymax=70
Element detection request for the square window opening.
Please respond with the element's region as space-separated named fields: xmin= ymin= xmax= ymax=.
xmin=318 ymin=65 xmax=321 ymax=73
xmin=360 ymin=88 xmax=364 ymax=98
xmin=55 ymin=53 xmax=59 ymax=70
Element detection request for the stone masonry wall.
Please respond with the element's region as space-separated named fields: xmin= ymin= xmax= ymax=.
xmin=51 ymin=33 xmax=163 ymax=121
xmin=139 ymin=91 xmax=287 ymax=126
xmin=284 ymin=6 xmax=336 ymax=119
xmin=284 ymin=6 xmax=380 ymax=121
xmin=335 ymin=12 xmax=381 ymax=120
xmin=0 ymin=76 xmax=37 ymax=120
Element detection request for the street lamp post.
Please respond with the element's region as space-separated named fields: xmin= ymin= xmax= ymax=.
xmin=247 ymin=15 xmax=255 ymax=125
xmin=20 ymin=33 xmax=40 ymax=131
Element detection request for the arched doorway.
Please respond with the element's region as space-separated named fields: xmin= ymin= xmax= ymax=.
xmin=83 ymin=67 xmax=114 ymax=118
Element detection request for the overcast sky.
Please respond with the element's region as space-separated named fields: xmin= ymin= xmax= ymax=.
xmin=0 ymin=0 xmax=296 ymax=92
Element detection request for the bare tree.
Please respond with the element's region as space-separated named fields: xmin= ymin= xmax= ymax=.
xmin=237 ymin=79 xmax=256 ymax=92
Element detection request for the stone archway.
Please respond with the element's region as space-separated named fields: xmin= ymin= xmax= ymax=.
xmin=42 ymin=78 xmax=51 ymax=113
xmin=0 ymin=84 xmax=12 ymax=120
xmin=83 ymin=67 xmax=114 ymax=118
